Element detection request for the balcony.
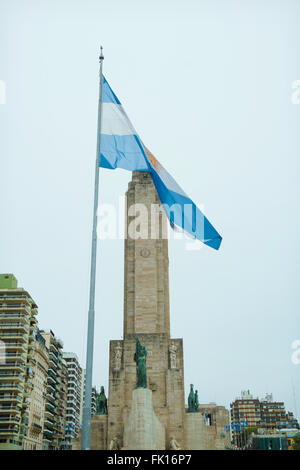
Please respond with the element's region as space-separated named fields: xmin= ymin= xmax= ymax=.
xmin=0 ymin=312 xmax=29 ymax=322
xmin=0 ymin=323 xmax=29 ymax=333
xmin=49 ymin=351 xmax=58 ymax=361
xmin=0 ymin=363 xmax=25 ymax=371
xmin=0 ymin=371 xmax=24 ymax=381
xmin=0 ymin=394 xmax=22 ymax=403
xmin=32 ymin=422 xmax=43 ymax=432
xmin=0 ymin=416 xmax=20 ymax=424
xmin=3 ymin=342 xmax=27 ymax=352
xmin=44 ymin=418 xmax=54 ymax=427
xmin=47 ymin=393 xmax=56 ymax=403
xmin=50 ymin=343 xmax=59 ymax=354
xmin=3 ymin=352 xmax=26 ymax=362
xmin=46 ymin=402 xmax=55 ymax=411
xmin=48 ymin=368 xmax=56 ymax=378
xmin=0 ymin=427 xmax=19 ymax=435
xmin=0 ymin=383 xmax=23 ymax=392
xmin=0 ymin=332 xmax=27 ymax=342
xmin=0 ymin=405 xmax=21 ymax=413
xmin=0 ymin=303 xmax=31 ymax=312
xmin=0 ymin=294 xmax=30 ymax=302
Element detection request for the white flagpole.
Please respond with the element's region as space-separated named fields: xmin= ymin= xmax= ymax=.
xmin=82 ymin=46 xmax=104 ymax=450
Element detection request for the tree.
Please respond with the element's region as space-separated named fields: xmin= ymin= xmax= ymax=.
xmin=291 ymin=433 xmax=300 ymax=450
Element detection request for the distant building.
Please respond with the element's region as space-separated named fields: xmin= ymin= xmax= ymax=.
xmin=230 ymin=392 xmax=261 ymax=439
xmin=259 ymin=396 xmax=286 ymax=431
xmin=62 ymin=352 xmax=82 ymax=449
xmin=286 ymin=411 xmax=300 ymax=430
xmin=40 ymin=330 xmax=68 ymax=450
xmin=79 ymin=369 xmax=97 ymax=426
xmin=23 ymin=330 xmax=49 ymax=450
xmin=230 ymin=390 xmax=299 ymax=447
xmin=0 ymin=274 xmax=40 ymax=450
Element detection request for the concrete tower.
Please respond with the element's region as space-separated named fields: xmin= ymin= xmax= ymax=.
xmin=107 ymin=172 xmax=185 ymax=449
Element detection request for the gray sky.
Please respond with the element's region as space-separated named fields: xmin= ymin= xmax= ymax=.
xmin=1 ymin=0 xmax=299 ymax=415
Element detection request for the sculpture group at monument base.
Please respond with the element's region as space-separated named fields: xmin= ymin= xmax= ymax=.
xmin=73 ymin=396 xmax=230 ymax=450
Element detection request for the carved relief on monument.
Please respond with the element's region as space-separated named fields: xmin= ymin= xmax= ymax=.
xmin=109 ymin=436 xmax=120 ymax=450
xmin=169 ymin=436 xmax=181 ymax=450
xmin=113 ymin=342 xmax=123 ymax=371
xmin=169 ymin=342 xmax=177 ymax=369
xmin=140 ymin=248 xmax=151 ymax=258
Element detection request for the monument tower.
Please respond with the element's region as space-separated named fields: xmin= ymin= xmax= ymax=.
xmin=73 ymin=170 xmax=230 ymax=450
xmin=107 ymin=171 xmax=185 ymax=449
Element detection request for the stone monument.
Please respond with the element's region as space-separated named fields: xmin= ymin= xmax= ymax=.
xmin=107 ymin=172 xmax=185 ymax=450
xmin=73 ymin=171 xmax=230 ymax=450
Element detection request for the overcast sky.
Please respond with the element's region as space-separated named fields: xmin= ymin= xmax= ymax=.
xmin=1 ymin=0 xmax=299 ymax=416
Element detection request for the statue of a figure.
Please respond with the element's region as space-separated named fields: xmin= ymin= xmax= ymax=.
xmin=134 ymin=336 xmax=148 ymax=388
xmin=169 ymin=436 xmax=181 ymax=450
xmin=96 ymin=386 xmax=107 ymax=415
xmin=188 ymin=384 xmax=195 ymax=412
xmin=169 ymin=343 xmax=177 ymax=369
xmin=109 ymin=436 xmax=120 ymax=450
xmin=195 ymin=390 xmax=199 ymax=412
xmin=114 ymin=343 xmax=122 ymax=371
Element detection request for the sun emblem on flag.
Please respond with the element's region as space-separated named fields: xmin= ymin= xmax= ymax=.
xmin=144 ymin=146 xmax=161 ymax=172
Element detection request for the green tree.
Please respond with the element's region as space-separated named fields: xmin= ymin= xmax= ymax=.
xmin=291 ymin=434 xmax=300 ymax=450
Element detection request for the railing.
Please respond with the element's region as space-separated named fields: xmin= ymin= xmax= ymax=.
xmin=0 ymin=405 xmax=21 ymax=411
xmin=0 ymin=313 xmax=29 ymax=320
xmin=0 ymin=416 xmax=20 ymax=422
xmin=4 ymin=352 xmax=26 ymax=359
xmin=0 ymin=303 xmax=31 ymax=312
xmin=0 ymin=428 xmax=19 ymax=434
xmin=0 ymin=384 xmax=23 ymax=391
xmin=0 ymin=323 xmax=29 ymax=332
xmin=0 ymin=363 xmax=25 ymax=370
xmin=0 ymin=333 xmax=26 ymax=339
xmin=0 ymin=394 xmax=22 ymax=401
xmin=2 ymin=342 xmax=27 ymax=350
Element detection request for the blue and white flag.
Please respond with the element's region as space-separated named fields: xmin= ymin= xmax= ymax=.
xmin=100 ymin=76 xmax=148 ymax=172
xmin=100 ymin=76 xmax=222 ymax=250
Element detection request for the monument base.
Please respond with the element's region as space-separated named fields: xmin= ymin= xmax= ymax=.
xmin=185 ymin=407 xmax=230 ymax=450
xmin=72 ymin=415 xmax=108 ymax=450
xmin=123 ymin=388 xmax=165 ymax=450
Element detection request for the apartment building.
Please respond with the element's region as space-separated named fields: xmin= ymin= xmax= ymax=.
xmin=230 ymin=390 xmax=261 ymax=429
xmin=0 ymin=274 xmax=39 ymax=450
xmin=259 ymin=394 xmax=286 ymax=430
xmin=40 ymin=330 xmax=68 ymax=450
xmin=23 ymin=330 xmax=49 ymax=450
xmin=62 ymin=352 xmax=82 ymax=449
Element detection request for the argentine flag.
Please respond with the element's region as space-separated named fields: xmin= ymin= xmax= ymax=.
xmin=100 ymin=76 xmax=222 ymax=250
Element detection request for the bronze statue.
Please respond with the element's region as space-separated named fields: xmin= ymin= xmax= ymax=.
xmin=188 ymin=384 xmax=195 ymax=412
xmin=134 ymin=336 xmax=148 ymax=388
xmin=188 ymin=384 xmax=199 ymax=412
xmin=96 ymin=386 xmax=107 ymax=415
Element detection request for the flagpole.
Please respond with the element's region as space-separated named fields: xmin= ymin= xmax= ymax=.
xmin=82 ymin=46 xmax=104 ymax=450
